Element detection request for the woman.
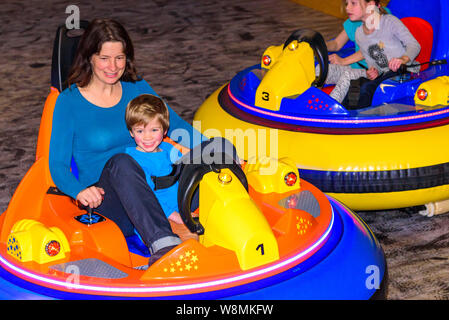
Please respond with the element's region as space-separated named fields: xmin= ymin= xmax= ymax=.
xmin=49 ymin=18 xmax=203 ymax=268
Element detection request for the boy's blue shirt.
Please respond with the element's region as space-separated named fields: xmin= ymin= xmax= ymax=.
xmin=126 ymin=142 xmax=182 ymax=218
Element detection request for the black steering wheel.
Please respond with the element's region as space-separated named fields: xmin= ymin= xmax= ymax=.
xmin=283 ymin=29 xmax=329 ymax=88
xmin=177 ymin=153 xmax=248 ymax=235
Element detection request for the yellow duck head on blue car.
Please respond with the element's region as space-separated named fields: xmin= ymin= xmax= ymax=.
xmin=256 ymin=29 xmax=329 ymax=111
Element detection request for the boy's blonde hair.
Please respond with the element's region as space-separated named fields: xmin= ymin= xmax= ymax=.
xmin=125 ymin=94 xmax=170 ymax=133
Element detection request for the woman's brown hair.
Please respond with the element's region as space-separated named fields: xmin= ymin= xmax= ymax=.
xmin=67 ymin=18 xmax=139 ymax=88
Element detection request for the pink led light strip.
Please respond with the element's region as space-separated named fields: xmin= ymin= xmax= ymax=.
xmin=228 ymin=86 xmax=449 ymax=125
xmin=0 ymin=211 xmax=334 ymax=296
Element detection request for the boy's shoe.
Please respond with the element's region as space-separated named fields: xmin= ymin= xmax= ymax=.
xmin=147 ymin=245 xmax=177 ymax=267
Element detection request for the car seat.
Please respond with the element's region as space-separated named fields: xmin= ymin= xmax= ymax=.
xmin=400 ymin=17 xmax=433 ymax=71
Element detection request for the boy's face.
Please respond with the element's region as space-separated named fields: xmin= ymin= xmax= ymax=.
xmin=130 ymin=117 xmax=166 ymax=153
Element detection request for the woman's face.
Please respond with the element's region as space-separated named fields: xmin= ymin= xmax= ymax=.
xmin=90 ymin=41 xmax=126 ymax=86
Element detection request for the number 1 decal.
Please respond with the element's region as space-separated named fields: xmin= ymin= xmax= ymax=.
xmin=256 ymin=243 xmax=265 ymax=255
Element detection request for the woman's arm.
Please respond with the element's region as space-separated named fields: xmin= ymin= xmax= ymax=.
xmin=48 ymin=93 xmax=85 ymax=199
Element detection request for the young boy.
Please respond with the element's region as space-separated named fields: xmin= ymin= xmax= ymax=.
xmin=125 ymin=94 xmax=184 ymax=224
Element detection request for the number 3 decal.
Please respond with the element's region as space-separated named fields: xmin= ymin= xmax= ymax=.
xmin=262 ymin=91 xmax=270 ymax=101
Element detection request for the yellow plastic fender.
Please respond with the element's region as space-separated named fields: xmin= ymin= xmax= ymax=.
xmin=244 ymin=156 xmax=300 ymax=194
xmin=198 ymin=169 xmax=279 ymax=270
xmin=414 ymin=76 xmax=449 ymax=107
xmin=256 ymin=41 xmax=315 ymax=111
xmin=7 ymin=219 xmax=70 ymax=264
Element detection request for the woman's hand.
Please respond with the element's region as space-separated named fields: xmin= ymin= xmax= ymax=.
xmin=366 ymin=67 xmax=379 ymax=80
xmin=76 ymin=186 xmax=105 ymax=208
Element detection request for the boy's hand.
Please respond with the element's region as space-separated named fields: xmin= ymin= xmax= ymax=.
xmin=366 ymin=67 xmax=379 ymax=80
xmin=76 ymin=186 xmax=105 ymax=208
xmin=168 ymin=211 xmax=184 ymax=224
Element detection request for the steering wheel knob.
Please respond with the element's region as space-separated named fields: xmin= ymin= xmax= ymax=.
xmin=287 ymin=40 xmax=299 ymax=51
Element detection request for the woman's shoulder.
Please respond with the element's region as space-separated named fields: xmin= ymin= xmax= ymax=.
xmin=57 ymin=84 xmax=79 ymax=100
xmin=122 ymin=78 xmax=157 ymax=96
xmin=54 ymin=84 xmax=81 ymax=114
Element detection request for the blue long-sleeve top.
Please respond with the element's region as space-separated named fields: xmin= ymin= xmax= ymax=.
xmin=49 ymin=79 xmax=204 ymax=199
xmin=125 ymin=142 xmax=182 ymax=217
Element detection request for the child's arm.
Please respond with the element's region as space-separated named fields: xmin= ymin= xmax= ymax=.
xmin=389 ymin=16 xmax=421 ymax=71
xmin=326 ymin=29 xmax=349 ymax=52
xmin=389 ymin=56 xmax=410 ymax=72
xmin=329 ymin=50 xmax=364 ymax=66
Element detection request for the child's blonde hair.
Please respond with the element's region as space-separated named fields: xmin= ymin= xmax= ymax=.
xmin=125 ymin=94 xmax=170 ymax=133
xmin=343 ymin=0 xmax=388 ymax=15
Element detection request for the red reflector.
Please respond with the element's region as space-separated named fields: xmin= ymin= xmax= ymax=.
xmin=45 ymin=240 xmax=61 ymax=257
xmin=262 ymin=55 xmax=271 ymax=66
xmin=417 ymin=89 xmax=427 ymax=101
xmin=284 ymin=172 xmax=297 ymax=186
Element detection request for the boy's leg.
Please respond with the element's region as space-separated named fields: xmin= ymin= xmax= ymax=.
xmin=96 ymin=153 xmax=181 ymax=254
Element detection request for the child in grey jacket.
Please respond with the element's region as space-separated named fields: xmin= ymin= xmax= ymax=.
xmin=322 ymin=0 xmax=420 ymax=107
xmin=352 ymin=2 xmax=421 ymax=107
xmin=356 ymin=12 xmax=420 ymax=80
